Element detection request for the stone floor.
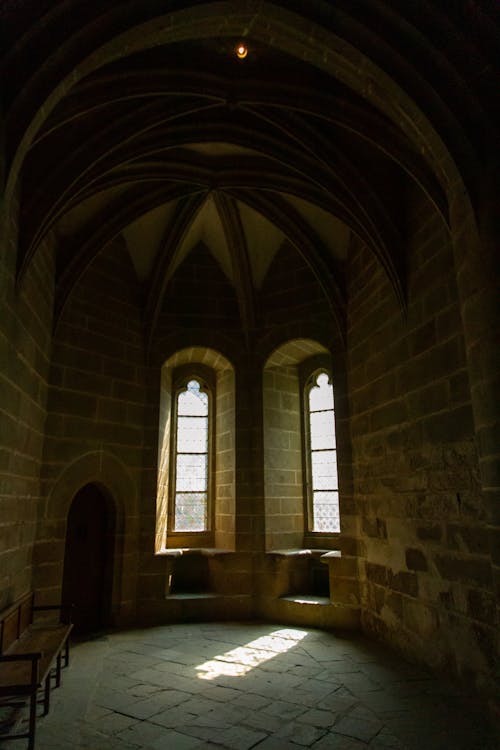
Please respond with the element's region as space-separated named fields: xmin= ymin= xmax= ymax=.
xmin=3 ymin=621 xmax=498 ymax=750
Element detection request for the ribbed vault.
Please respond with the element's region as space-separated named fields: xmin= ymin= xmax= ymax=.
xmin=1 ymin=1 xmax=498 ymax=346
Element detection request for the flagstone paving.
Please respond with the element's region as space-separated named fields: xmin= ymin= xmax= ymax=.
xmin=4 ymin=622 xmax=498 ymax=749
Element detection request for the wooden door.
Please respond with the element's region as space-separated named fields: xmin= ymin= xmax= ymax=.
xmin=62 ymin=483 xmax=114 ymax=634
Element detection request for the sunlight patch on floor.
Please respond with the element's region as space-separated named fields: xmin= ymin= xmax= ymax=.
xmin=195 ymin=628 xmax=308 ymax=680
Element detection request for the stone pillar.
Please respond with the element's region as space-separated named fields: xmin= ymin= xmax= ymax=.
xmin=234 ymin=355 xmax=266 ymax=553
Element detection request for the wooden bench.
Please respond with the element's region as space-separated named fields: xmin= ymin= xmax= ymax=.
xmin=0 ymin=592 xmax=73 ymax=749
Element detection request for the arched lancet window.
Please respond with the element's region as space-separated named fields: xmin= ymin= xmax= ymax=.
xmin=157 ymin=349 xmax=235 ymax=553
xmin=172 ymin=378 xmax=211 ymax=533
xmin=306 ymin=371 xmax=340 ymax=532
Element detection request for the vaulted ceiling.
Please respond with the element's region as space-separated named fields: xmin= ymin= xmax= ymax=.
xmin=1 ymin=2 xmax=497 ymax=342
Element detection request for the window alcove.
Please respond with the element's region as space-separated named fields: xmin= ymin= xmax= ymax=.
xmin=156 ymin=347 xmax=235 ymax=596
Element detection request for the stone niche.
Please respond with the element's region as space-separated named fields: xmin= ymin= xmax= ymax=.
xmin=257 ymin=549 xmax=359 ymax=629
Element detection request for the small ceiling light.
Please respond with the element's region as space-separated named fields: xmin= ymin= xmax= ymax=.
xmin=236 ymin=42 xmax=248 ymax=59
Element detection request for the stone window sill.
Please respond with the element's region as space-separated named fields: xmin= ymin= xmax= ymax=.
xmin=279 ymin=594 xmax=331 ymax=605
xmin=267 ymin=548 xmax=341 ymax=561
xmin=156 ymin=548 xmax=233 ymax=558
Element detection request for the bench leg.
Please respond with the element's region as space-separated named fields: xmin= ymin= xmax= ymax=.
xmin=56 ymin=650 xmax=62 ymax=687
xmin=64 ymin=637 xmax=70 ymax=668
xmin=43 ymin=673 xmax=51 ymax=715
xmin=28 ymin=691 xmax=37 ymax=750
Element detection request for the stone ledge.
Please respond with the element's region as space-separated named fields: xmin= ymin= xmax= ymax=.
xmin=165 ymin=593 xmax=252 ymax=601
xmin=279 ymin=595 xmax=331 ymax=605
xmin=319 ymin=550 xmax=342 ymax=562
xmin=267 ymin=548 xmax=341 ymax=558
xmin=156 ymin=548 xmax=233 ymax=557
xmin=166 ymin=592 xmax=217 ymax=600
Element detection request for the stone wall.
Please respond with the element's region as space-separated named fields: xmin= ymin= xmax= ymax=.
xmin=263 ymin=364 xmax=303 ymax=550
xmin=35 ymin=238 xmax=144 ymax=618
xmin=0 ymin=215 xmax=55 ymax=609
xmin=157 ymin=243 xmax=240 ymax=340
xmin=260 ymin=241 xmax=337 ymax=338
xmin=348 ymin=189 xmax=496 ymax=691
xmin=215 ymin=368 xmax=235 ymax=549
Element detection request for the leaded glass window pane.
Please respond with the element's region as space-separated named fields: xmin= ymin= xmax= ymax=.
xmin=311 ymin=450 xmax=337 ymax=490
xmin=174 ymin=492 xmax=207 ymax=532
xmin=313 ymin=491 xmax=340 ymax=532
xmin=173 ymin=379 xmax=210 ymax=532
xmin=308 ymin=371 xmax=340 ymax=532
xmin=178 ymin=380 xmax=209 ymax=416
xmin=309 ymin=372 xmax=334 ymax=412
xmin=177 ymin=416 xmax=208 ymax=453
xmin=175 ymin=453 xmax=208 ymax=491
xmin=309 ymin=411 xmax=336 ymax=450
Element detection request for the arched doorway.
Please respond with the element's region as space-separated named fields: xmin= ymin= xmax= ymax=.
xmin=62 ymin=483 xmax=115 ymax=634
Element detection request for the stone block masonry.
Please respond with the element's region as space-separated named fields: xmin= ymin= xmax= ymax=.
xmin=263 ymin=364 xmax=303 ymax=551
xmin=35 ymin=239 xmax=146 ymax=614
xmin=348 ymin=186 xmax=496 ymax=694
xmin=0 ymin=225 xmax=55 ymax=609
